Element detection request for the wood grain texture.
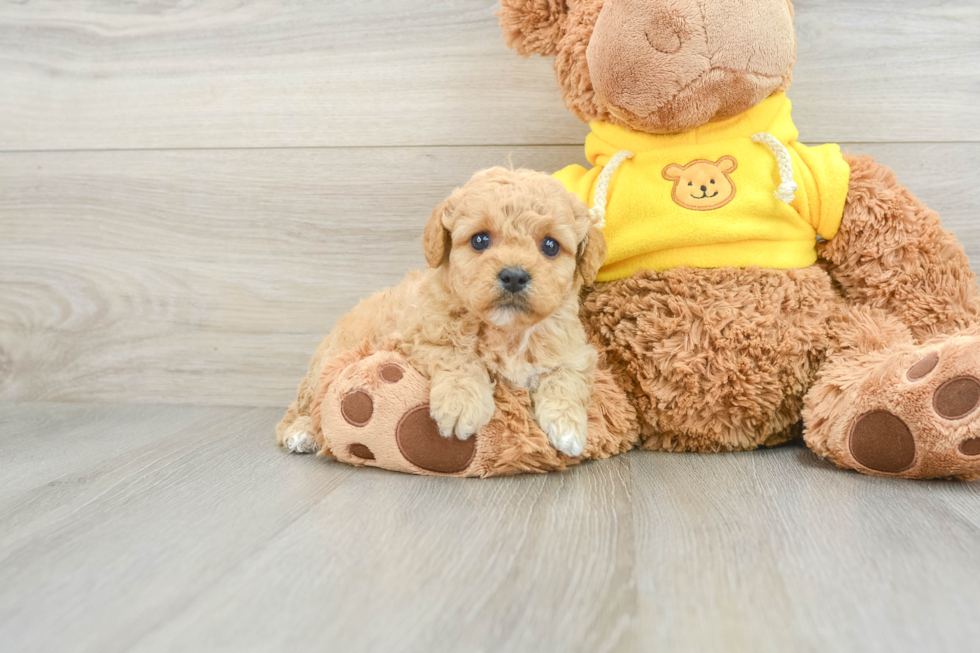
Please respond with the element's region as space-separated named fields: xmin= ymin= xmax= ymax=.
xmin=2 ymin=403 xmax=978 ymax=653
xmin=0 ymin=403 xmax=634 ymax=653
xmin=631 ymin=446 xmax=980 ymax=653
xmin=0 ymin=402 xmax=217 ymax=499
xmin=0 ymin=403 xmax=355 ymax=653
xmin=0 ymin=0 xmax=978 ymax=151
xmin=3 ymin=143 xmax=979 ymax=407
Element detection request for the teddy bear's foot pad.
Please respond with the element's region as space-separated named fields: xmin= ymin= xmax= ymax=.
xmin=848 ymin=411 xmax=917 ymax=474
xmin=824 ymin=337 xmax=980 ymax=480
xmin=307 ymin=344 xmax=639 ymax=477
xmin=318 ymin=350 xmax=481 ymax=476
xmin=395 ymin=405 xmax=476 ymax=473
xmin=962 ymin=438 xmax=980 ymax=456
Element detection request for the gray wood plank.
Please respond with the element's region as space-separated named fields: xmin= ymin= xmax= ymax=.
xmin=0 ymin=403 xmax=355 ymax=653
xmin=631 ymin=444 xmax=980 ymax=653
xmin=133 ymin=454 xmax=636 ymax=653
xmin=2 ymin=143 xmax=978 ymax=407
xmin=0 ymin=403 xmax=635 ymax=653
xmin=0 ymin=403 xmax=218 ymax=499
xmin=0 ymin=0 xmax=977 ymax=151
xmin=3 ymin=403 xmax=979 ymax=652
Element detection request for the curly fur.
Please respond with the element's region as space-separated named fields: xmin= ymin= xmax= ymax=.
xmin=305 ymin=342 xmax=638 ymax=478
xmin=820 ymin=153 xmax=980 ymax=340
xmin=278 ymin=167 xmax=608 ymax=458
xmin=473 ymin=367 xmax=639 ymax=476
xmin=582 ymin=266 xmax=836 ymax=452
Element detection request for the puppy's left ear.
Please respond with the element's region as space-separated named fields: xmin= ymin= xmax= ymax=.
xmin=576 ymin=223 xmax=607 ymax=286
xmin=423 ymin=195 xmax=455 ymax=268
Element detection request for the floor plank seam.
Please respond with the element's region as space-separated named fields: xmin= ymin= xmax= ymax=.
xmin=1 ymin=140 xmax=977 ymax=156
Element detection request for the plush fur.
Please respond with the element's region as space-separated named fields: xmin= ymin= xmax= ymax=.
xmin=820 ymin=154 xmax=980 ymax=340
xmin=500 ymin=0 xmax=796 ymax=134
xmin=805 ymin=326 xmax=980 ymax=482
xmin=802 ymin=157 xmax=980 ymax=480
xmin=279 ymin=1 xmax=980 ymax=481
xmin=497 ymin=0 xmax=980 ymax=479
xmin=307 ymin=345 xmax=638 ymax=477
xmin=581 ymin=265 xmax=835 ymax=453
xmin=278 ymin=167 xmax=610 ymax=459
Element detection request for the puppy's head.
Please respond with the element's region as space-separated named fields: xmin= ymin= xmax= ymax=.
xmin=424 ymin=167 xmax=604 ymax=330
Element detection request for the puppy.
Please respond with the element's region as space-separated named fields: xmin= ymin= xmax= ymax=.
xmin=277 ymin=167 xmax=606 ymax=457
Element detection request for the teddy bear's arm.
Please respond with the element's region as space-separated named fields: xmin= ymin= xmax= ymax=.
xmin=818 ymin=153 xmax=980 ymax=341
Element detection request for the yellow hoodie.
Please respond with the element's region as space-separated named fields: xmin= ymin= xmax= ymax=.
xmin=554 ymin=93 xmax=851 ymax=282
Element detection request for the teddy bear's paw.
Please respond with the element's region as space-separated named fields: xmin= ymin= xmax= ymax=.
xmin=813 ymin=335 xmax=980 ymax=480
xmin=318 ymin=351 xmax=481 ymax=476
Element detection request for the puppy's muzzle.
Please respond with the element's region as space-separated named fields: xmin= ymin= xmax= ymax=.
xmin=498 ymin=267 xmax=531 ymax=294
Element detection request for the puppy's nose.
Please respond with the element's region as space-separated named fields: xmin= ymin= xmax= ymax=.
xmin=700 ymin=185 xmax=708 ymax=192
xmin=498 ymin=267 xmax=530 ymax=293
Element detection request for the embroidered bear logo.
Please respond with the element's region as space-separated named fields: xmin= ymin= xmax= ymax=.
xmin=662 ymin=156 xmax=739 ymax=211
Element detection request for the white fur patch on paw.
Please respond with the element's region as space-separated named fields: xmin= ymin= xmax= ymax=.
xmin=285 ymin=431 xmax=318 ymax=454
xmin=555 ymin=432 xmax=586 ymax=458
xmin=536 ymin=406 xmax=589 ymax=458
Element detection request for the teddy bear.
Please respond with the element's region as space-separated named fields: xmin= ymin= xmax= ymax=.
xmin=496 ymin=0 xmax=980 ymax=480
xmin=282 ymin=342 xmax=638 ymax=477
xmin=281 ymin=0 xmax=980 ymax=480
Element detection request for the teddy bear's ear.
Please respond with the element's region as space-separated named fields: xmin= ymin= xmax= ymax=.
xmin=662 ymin=164 xmax=684 ymax=182
xmin=498 ymin=0 xmax=570 ymax=57
xmin=423 ymin=194 xmax=456 ymax=269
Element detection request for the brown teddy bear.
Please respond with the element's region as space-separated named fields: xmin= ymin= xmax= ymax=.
xmin=282 ymin=343 xmax=638 ymax=477
xmin=498 ymin=0 xmax=980 ymax=480
xmin=280 ymin=0 xmax=980 ymax=480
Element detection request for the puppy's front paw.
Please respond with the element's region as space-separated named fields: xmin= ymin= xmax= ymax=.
xmin=284 ymin=430 xmax=319 ymax=454
xmin=429 ymin=379 xmax=496 ymax=440
xmin=536 ymin=404 xmax=589 ymax=458
xmin=278 ymin=415 xmax=320 ymax=454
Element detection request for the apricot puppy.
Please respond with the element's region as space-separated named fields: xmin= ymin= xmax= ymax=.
xmin=278 ymin=167 xmax=607 ymax=457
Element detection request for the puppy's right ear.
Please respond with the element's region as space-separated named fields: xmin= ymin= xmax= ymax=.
xmin=423 ymin=195 xmax=454 ymax=269
xmin=498 ymin=0 xmax=569 ymax=57
xmin=576 ymin=224 xmax=607 ymax=287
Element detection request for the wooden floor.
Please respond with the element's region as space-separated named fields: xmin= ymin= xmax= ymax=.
xmin=3 ymin=1 xmax=980 ymax=651
xmin=1 ymin=402 xmax=979 ymax=653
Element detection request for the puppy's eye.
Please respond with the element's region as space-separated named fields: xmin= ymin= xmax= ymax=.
xmin=541 ymin=237 xmax=560 ymax=258
xmin=688 ymin=182 xmax=693 ymax=187
xmin=470 ymin=233 xmax=491 ymax=252
xmin=710 ymin=179 xmax=716 ymax=184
